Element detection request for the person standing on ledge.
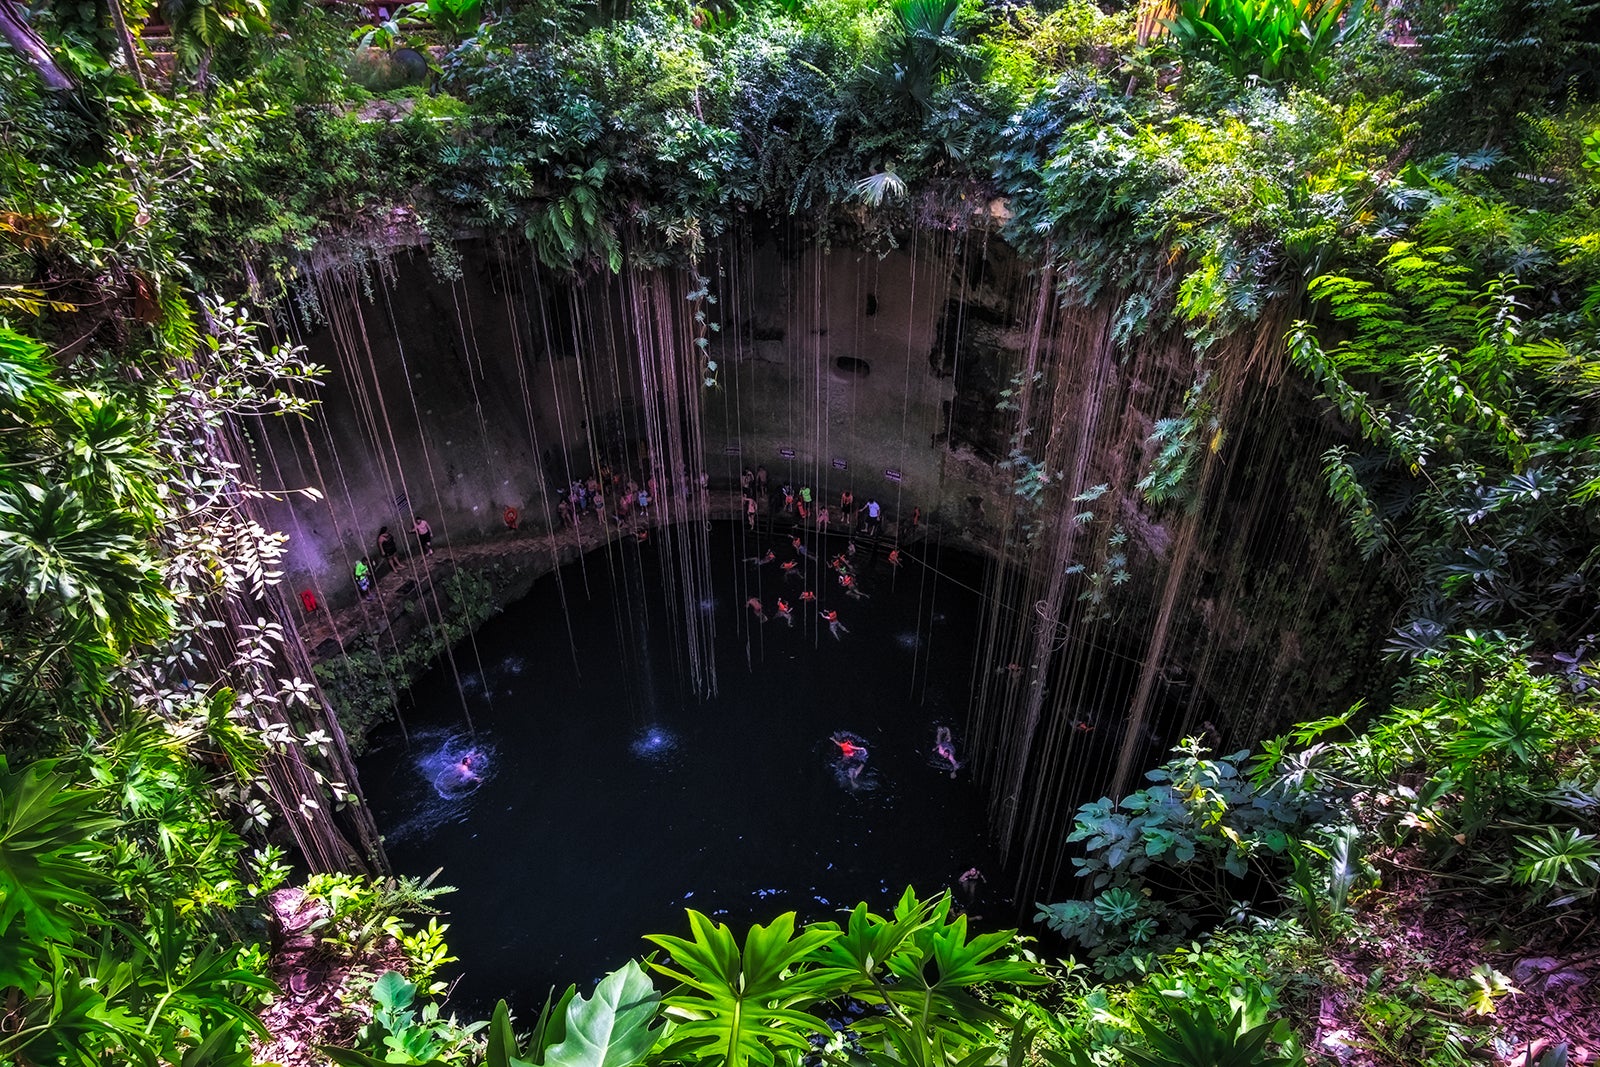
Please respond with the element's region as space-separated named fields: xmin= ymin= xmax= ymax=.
xmin=377 ymin=526 xmax=398 ymax=572
xmin=353 ymin=558 xmax=373 ymax=600
xmin=413 ymin=515 xmax=433 ymax=557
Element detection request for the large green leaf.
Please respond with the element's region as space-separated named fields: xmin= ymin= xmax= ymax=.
xmin=647 ymin=911 xmax=839 ymax=1067
xmin=0 ymin=757 xmax=116 ymax=940
xmin=542 ymin=961 xmax=662 ymax=1067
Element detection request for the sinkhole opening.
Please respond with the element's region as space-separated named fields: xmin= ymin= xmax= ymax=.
xmin=353 ymin=523 xmax=1197 ymax=1015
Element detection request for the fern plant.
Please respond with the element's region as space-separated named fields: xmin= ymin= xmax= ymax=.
xmin=1511 ymin=826 xmax=1600 ymax=906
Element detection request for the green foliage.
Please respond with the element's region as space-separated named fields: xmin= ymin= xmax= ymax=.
xmin=1409 ymin=0 xmax=1600 ymax=149
xmin=888 ymin=0 xmax=977 ymax=111
xmin=1162 ymin=0 xmax=1368 ymax=85
xmin=486 ymin=982 xmax=578 ymax=1067
xmin=1292 ymin=238 xmax=1600 ymax=650
xmin=645 ymin=889 xmax=1046 ymax=1067
xmin=0 ymin=757 xmax=115 ymax=942
xmin=541 ymin=961 xmax=662 ymax=1067
xmin=1123 ymin=998 xmax=1303 ymax=1066
xmin=301 ymin=869 xmax=459 ymax=990
xmin=1138 ymin=369 xmax=1219 ymax=505
xmin=315 ymin=569 xmax=499 ymax=749
xmin=326 ymin=969 xmax=485 ymax=1066
xmin=1038 ymin=741 xmax=1326 ymax=975
xmin=647 ymin=910 xmax=839 ymax=1067
xmin=0 ymin=756 xmax=273 ymax=1067
xmin=1511 ymin=826 xmax=1600 ymax=905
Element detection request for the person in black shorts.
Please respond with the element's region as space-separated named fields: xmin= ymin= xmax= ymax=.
xmin=377 ymin=526 xmax=398 ymax=571
xmin=413 ymin=515 xmax=433 ymax=556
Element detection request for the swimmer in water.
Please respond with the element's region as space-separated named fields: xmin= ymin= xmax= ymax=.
xmin=800 ymin=589 xmax=816 ymax=603
xmin=934 ymin=726 xmax=960 ymax=774
xmin=830 ymin=731 xmax=869 ymax=786
xmin=831 ymin=734 xmax=868 ymax=760
xmin=775 ymin=597 xmax=794 ymax=627
xmin=957 ymin=867 xmax=985 ymax=905
xmin=887 ymin=547 xmax=902 ymax=568
xmin=823 ymin=609 xmax=848 ymax=640
xmin=747 ymin=597 xmax=769 ymax=623
xmin=840 ymin=573 xmax=870 ymax=599
xmin=746 ymin=549 xmax=776 ymax=567
xmin=791 ymin=535 xmax=810 ymax=558
xmin=456 ymin=751 xmax=480 ymax=782
xmin=781 ymin=559 xmax=803 ymax=582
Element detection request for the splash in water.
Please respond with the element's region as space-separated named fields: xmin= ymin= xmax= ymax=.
xmin=630 ymin=724 xmax=679 ymax=762
xmin=932 ymin=725 xmax=961 ymax=775
xmin=423 ymin=734 xmax=493 ymax=800
xmin=894 ymin=631 xmax=922 ymax=650
xmin=830 ymin=731 xmax=877 ymax=792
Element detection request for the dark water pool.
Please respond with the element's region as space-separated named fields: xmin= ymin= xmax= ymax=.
xmin=357 ymin=523 xmax=1000 ymax=1013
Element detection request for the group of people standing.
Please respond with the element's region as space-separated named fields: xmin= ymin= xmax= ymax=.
xmin=557 ymin=464 xmax=713 ymax=531
xmin=740 ymin=467 xmax=889 ymax=537
xmin=351 ymin=516 xmax=433 ymax=600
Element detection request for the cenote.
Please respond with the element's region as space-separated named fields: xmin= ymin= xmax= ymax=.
xmin=358 ymin=524 xmax=1004 ymax=1011
xmin=13 ymin=5 xmax=1599 ymax=1061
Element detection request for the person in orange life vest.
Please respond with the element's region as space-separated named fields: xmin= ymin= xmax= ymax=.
xmin=839 ymin=572 xmax=869 ymax=599
xmin=823 ymin=609 xmax=848 ymax=640
xmin=775 ymin=597 xmax=794 ymax=627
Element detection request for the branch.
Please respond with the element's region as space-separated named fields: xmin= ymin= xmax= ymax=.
xmin=0 ymin=1 xmax=77 ymax=92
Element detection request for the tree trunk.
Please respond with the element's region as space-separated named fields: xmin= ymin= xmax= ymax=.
xmin=107 ymin=0 xmax=146 ymax=90
xmin=0 ymin=1 xmax=77 ymax=91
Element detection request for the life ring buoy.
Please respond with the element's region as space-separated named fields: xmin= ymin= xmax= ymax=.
xmin=503 ymin=506 xmax=519 ymax=529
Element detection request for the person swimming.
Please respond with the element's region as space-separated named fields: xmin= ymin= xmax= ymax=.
xmin=775 ymin=597 xmax=794 ymax=627
xmin=455 ymin=750 xmax=480 ymax=782
xmin=800 ymin=589 xmax=816 ymax=603
xmin=781 ymin=559 xmax=803 ymax=581
xmin=823 ymin=609 xmax=848 ymax=640
xmin=746 ymin=549 xmax=776 ymax=566
xmin=934 ymin=726 xmax=960 ymax=774
xmin=747 ymin=597 xmax=769 ymax=623
xmin=830 ymin=731 xmax=870 ymax=787
xmin=887 ymin=547 xmax=902 ymax=568
xmin=840 ymin=573 xmax=870 ymax=599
